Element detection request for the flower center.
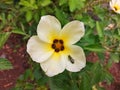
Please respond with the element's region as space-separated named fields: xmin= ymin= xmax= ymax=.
xmin=114 ymin=5 xmax=120 ymax=11
xmin=51 ymin=39 xmax=64 ymax=52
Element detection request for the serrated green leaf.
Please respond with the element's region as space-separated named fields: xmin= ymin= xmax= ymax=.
xmin=0 ymin=13 xmax=6 ymax=26
xmin=12 ymin=29 xmax=27 ymax=35
xmin=19 ymin=0 xmax=30 ymax=7
xmin=69 ymin=0 xmax=77 ymax=12
xmin=24 ymin=82 xmax=34 ymax=90
xmin=33 ymin=67 xmax=42 ymax=80
xmin=118 ymin=29 xmax=120 ymax=35
xmin=41 ymin=0 xmax=51 ymax=7
xmin=55 ymin=8 xmax=68 ymax=25
xmin=24 ymin=69 xmax=33 ymax=80
xmin=49 ymin=73 xmax=70 ymax=90
xmin=59 ymin=0 xmax=67 ymax=6
xmin=19 ymin=0 xmax=37 ymax=9
xmin=30 ymin=0 xmax=35 ymax=5
xmin=96 ymin=21 xmax=103 ymax=38
xmin=113 ymin=34 xmax=120 ymax=40
xmin=49 ymin=79 xmax=63 ymax=90
xmin=7 ymin=14 xmax=13 ymax=21
xmin=69 ymin=0 xmax=85 ymax=12
xmin=90 ymin=62 xmax=103 ymax=85
xmin=110 ymin=53 xmax=119 ymax=63
xmin=84 ymin=44 xmax=105 ymax=52
xmin=0 ymin=58 xmax=13 ymax=70
xmin=101 ymin=70 xmax=113 ymax=85
xmin=0 ymin=32 xmax=11 ymax=49
xmin=34 ymin=13 xmax=40 ymax=22
xmin=36 ymin=86 xmax=48 ymax=90
xmin=79 ymin=74 xmax=91 ymax=90
xmin=104 ymin=72 xmax=113 ymax=85
xmin=26 ymin=11 xmax=32 ymax=22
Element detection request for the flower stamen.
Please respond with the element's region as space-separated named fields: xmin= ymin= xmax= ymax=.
xmin=52 ymin=44 xmax=56 ymax=49
xmin=52 ymin=39 xmax=64 ymax=52
xmin=114 ymin=5 xmax=120 ymax=11
xmin=53 ymin=39 xmax=58 ymax=43
xmin=55 ymin=48 xmax=60 ymax=52
xmin=59 ymin=40 xmax=64 ymax=44
xmin=61 ymin=46 xmax=64 ymax=51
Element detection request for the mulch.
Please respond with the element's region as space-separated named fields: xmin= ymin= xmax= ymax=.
xmin=0 ymin=34 xmax=120 ymax=90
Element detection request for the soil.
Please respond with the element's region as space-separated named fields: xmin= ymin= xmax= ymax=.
xmin=0 ymin=34 xmax=120 ymax=90
xmin=0 ymin=34 xmax=29 ymax=90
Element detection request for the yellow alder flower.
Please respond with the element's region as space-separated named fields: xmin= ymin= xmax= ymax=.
xmin=110 ymin=0 xmax=120 ymax=14
xmin=27 ymin=15 xmax=86 ymax=77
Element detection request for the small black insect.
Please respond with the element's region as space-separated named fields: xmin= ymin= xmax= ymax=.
xmin=68 ymin=55 xmax=74 ymax=64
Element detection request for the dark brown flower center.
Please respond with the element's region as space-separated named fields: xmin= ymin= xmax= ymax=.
xmin=51 ymin=39 xmax=64 ymax=52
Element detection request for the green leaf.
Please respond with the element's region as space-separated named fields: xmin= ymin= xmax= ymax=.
xmin=110 ymin=53 xmax=120 ymax=63
xmin=37 ymin=75 xmax=49 ymax=85
xmin=59 ymin=0 xmax=67 ymax=6
xmin=41 ymin=0 xmax=51 ymax=7
xmin=118 ymin=28 xmax=120 ymax=35
xmin=26 ymin=11 xmax=32 ymax=22
xmin=96 ymin=21 xmax=103 ymax=38
xmin=0 ymin=58 xmax=13 ymax=70
xmin=33 ymin=67 xmax=42 ymax=80
xmin=49 ymin=73 xmax=70 ymax=90
xmin=69 ymin=0 xmax=85 ymax=12
xmin=101 ymin=71 xmax=113 ymax=85
xmin=23 ymin=69 xmax=34 ymax=80
xmin=79 ymin=73 xmax=91 ymax=90
xmin=0 ymin=13 xmax=6 ymax=26
xmin=69 ymin=0 xmax=77 ymax=12
xmin=34 ymin=13 xmax=40 ymax=22
xmin=0 ymin=32 xmax=11 ymax=49
xmin=55 ymin=8 xmax=68 ymax=25
xmin=30 ymin=0 xmax=35 ymax=5
xmin=7 ymin=14 xmax=13 ymax=21
xmin=12 ymin=29 xmax=27 ymax=35
xmin=19 ymin=0 xmax=38 ymax=9
xmin=49 ymin=79 xmax=63 ymax=90
xmin=84 ymin=44 xmax=105 ymax=52
xmin=113 ymin=34 xmax=120 ymax=40
xmin=19 ymin=0 xmax=30 ymax=7
xmin=24 ymin=82 xmax=34 ymax=90
xmin=90 ymin=62 xmax=103 ymax=85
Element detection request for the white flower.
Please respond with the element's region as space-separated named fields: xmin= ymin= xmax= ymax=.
xmin=110 ymin=0 xmax=120 ymax=14
xmin=27 ymin=15 xmax=86 ymax=77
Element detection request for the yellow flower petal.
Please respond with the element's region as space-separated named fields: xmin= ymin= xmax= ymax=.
xmin=65 ymin=45 xmax=86 ymax=72
xmin=27 ymin=36 xmax=54 ymax=63
xmin=37 ymin=15 xmax=61 ymax=43
xmin=60 ymin=21 xmax=85 ymax=45
xmin=40 ymin=53 xmax=66 ymax=77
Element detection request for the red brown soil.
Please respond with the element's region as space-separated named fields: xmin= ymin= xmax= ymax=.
xmin=0 ymin=34 xmax=29 ymax=90
xmin=103 ymin=63 xmax=120 ymax=90
xmin=0 ymin=34 xmax=120 ymax=90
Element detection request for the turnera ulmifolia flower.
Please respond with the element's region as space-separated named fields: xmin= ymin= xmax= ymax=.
xmin=27 ymin=15 xmax=86 ymax=77
xmin=110 ymin=0 xmax=120 ymax=14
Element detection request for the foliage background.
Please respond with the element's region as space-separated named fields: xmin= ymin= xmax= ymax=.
xmin=0 ymin=0 xmax=120 ymax=90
